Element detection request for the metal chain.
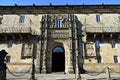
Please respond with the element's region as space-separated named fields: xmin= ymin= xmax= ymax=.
xmin=86 ymin=67 xmax=106 ymax=76
xmin=7 ymin=66 xmax=31 ymax=77
xmin=109 ymin=67 xmax=120 ymax=74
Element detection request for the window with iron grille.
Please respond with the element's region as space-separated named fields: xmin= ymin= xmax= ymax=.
xmin=112 ymin=40 xmax=116 ymax=48
xmin=19 ymin=16 xmax=25 ymax=23
xmin=55 ymin=19 xmax=62 ymax=28
xmin=96 ymin=15 xmax=101 ymax=22
xmin=118 ymin=16 xmax=120 ymax=23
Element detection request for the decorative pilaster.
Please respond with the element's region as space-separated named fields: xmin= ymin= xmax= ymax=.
xmin=67 ymin=14 xmax=75 ymax=74
xmin=41 ymin=15 xmax=48 ymax=73
xmin=35 ymin=41 xmax=41 ymax=73
xmin=74 ymin=16 xmax=79 ymax=78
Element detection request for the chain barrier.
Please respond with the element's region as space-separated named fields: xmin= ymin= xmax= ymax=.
xmin=109 ymin=67 xmax=120 ymax=74
xmin=86 ymin=67 xmax=106 ymax=76
xmin=86 ymin=66 xmax=120 ymax=77
xmin=7 ymin=66 xmax=31 ymax=77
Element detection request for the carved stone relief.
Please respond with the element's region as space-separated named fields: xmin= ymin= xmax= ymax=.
xmin=42 ymin=14 xmax=72 ymax=28
xmin=86 ymin=42 xmax=96 ymax=56
xmin=21 ymin=42 xmax=33 ymax=58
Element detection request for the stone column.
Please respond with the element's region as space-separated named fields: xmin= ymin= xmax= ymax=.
xmin=36 ymin=41 xmax=41 ymax=73
xmin=41 ymin=49 xmax=46 ymax=73
xmin=67 ymin=36 xmax=74 ymax=73
xmin=41 ymin=15 xmax=48 ymax=73
xmin=74 ymin=18 xmax=79 ymax=78
xmin=67 ymin=15 xmax=74 ymax=74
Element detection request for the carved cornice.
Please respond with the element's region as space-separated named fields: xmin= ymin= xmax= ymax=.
xmin=0 ymin=4 xmax=119 ymax=14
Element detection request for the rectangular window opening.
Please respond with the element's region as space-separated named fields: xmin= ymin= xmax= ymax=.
xmin=112 ymin=40 xmax=117 ymax=48
xmin=19 ymin=16 xmax=25 ymax=23
xmin=114 ymin=56 xmax=119 ymax=63
xmin=96 ymin=15 xmax=101 ymax=22
xmin=118 ymin=16 xmax=120 ymax=23
xmin=55 ymin=19 xmax=62 ymax=28
xmin=6 ymin=56 xmax=11 ymax=63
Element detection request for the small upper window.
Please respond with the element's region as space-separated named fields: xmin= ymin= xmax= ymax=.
xmin=8 ymin=40 xmax=13 ymax=48
xmin=111 ymin=40 xmax=117 ymax=48
xmin=96 ymin=15 xmax=101 ymax=22
xmin=118 ymin=16 xmax=120 ymax=23
xmin=19 ymin=16 xmax=25 ymax=23
xmin=95 ymin=40 xmax=100 ymax=49
xmin=55 ymin=19 xmax=62 ymax=28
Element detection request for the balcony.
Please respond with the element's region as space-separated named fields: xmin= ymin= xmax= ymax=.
xmin=0 ymin=27 xmax=31 ymax=33
xmin=0 ymin=18 xmax=39 ymax=35
xmin=85 ymin=27 xmax=120 ymax=33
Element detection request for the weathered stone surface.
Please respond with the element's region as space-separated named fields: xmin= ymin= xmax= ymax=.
xmin=0 ymin=12 xmax=119 ymax=73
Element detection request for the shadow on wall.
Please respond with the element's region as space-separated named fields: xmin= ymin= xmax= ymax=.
xmin=76 ymin=16 xmax=86 ymax=74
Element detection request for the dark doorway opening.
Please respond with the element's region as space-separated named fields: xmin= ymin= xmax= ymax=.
xmin=52 ymin=46 xmax=65 ymax=72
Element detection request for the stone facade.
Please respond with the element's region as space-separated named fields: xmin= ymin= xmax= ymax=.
xmin=0 ymin=5 xmax=120 ymax=74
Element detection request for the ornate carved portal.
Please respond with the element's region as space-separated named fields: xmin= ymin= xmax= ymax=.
xmin=39 ymin=14 xmax=79 ymax=74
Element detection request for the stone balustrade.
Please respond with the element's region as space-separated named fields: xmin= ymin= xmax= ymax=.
xmin=0 ymin=27 xmax=31 ymax=33
xmin=85 ymin=27 xmax=120 ymax=33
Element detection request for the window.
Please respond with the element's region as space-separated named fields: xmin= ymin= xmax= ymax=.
xmin=55 ymin=19 xmax=61 ymax=28
xmin=6 ymin=56 xmax=11 ymax=63
xmin=112 ymin=40 xmax=116 ymax=48
xmin=97 ymin=56 xmax=102 ymax=63
xmin=95 ymin=40 xmax=100 ymax=49
xmin=8 ymin=40 xmax=13 ymax=48
xmin=118 ymin=16 xmax=120 ymax=23
xmin=96 ymin=15 xmax=101 ymax=22
xmin=19 ymin=16 xmax=25 ymax=23
xmin=114 ymin=56 xmax=119 ymax=63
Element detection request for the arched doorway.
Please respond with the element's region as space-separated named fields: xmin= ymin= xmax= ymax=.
xmin=52 ymin=46 xmax=65 ymax=72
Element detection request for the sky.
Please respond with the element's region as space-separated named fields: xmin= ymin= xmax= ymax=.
xmin=0 ymin=0 xmax=119 ymax=5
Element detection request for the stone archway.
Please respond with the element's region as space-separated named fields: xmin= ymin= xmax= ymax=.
xmin=52 ymin=46 xmax=65 ymax=72
xmin=47 ymin=42 xmax=65 ymax=73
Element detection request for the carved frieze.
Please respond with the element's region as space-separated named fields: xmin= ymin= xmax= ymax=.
xmin=41 ymin=14 xmax=73 ymax=28
xmin=48 ymin=30 xmax=69 ymax=39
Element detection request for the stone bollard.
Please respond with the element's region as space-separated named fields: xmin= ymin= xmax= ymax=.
xmin=0 ymin=49 xmax=8 ymax=80
xmin=106 ymin=66 xmax=111 ymax=80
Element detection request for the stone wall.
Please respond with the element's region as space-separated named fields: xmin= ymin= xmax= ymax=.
xmin=0 ymin=14 xmax=120 ymax=73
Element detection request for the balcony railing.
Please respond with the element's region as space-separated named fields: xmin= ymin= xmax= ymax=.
xmin=0 ymin=27 xmax=31 ymax=33
xmin=85 ymin=27 xmax=120 ymax=33
xmin=0 ymin=18 xmax=39 ymax=35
